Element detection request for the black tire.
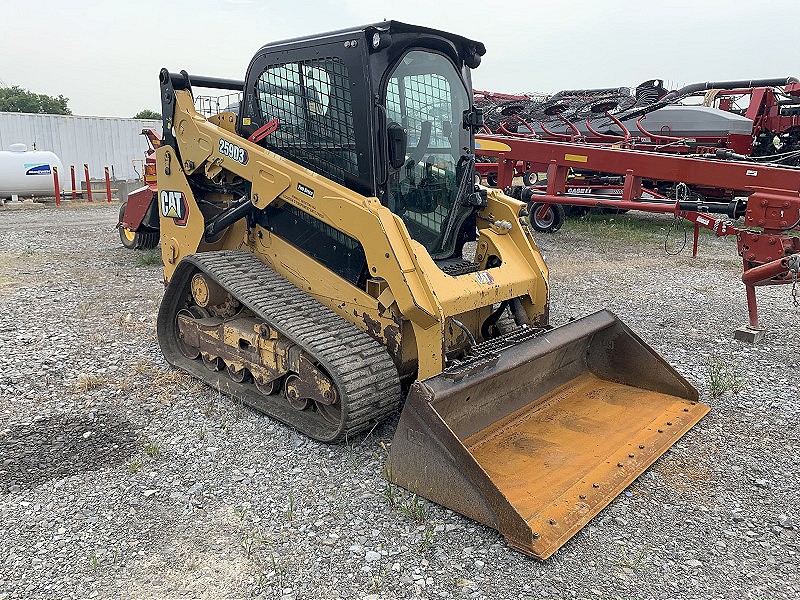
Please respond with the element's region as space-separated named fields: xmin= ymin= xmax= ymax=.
xmin=118 ymin=202 xmax=159 ymax=250
xmin=528 ymin=202 xmax=566 ymax=233
xmin=522 ymin=171 xmax=537 ymax=186
xmin=137 ymin=231 xmax=160 ymax=250
xmin=486 ymin=172 xmax=499 ymax=187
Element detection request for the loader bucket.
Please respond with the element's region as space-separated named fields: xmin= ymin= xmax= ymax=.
xmin=386 ymin=310 xmax=708 ymax=559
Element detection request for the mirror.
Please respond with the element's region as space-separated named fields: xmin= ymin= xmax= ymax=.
xmin=387 ymin=122 xmax=408 ymax=169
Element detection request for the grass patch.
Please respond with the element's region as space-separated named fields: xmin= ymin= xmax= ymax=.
xmin=562 ymin=211 xmax=672 ymax=244
xmin=381 ymin=478 xmax=429 ymax=524
xmin=611 ymin=544 xmax=651 ymax=572
xmin=285 ymin=493 xmax=295 ymax=523
xmin=705 ymin=356 xmax=746 ymax=398
xmin=75 ymin=300 xmax=97 ymax=321
xmin=137 ymin=249 xmax=161 ymax=266
xmin=75 ymin=373 xmax=104 ymax=392
xmin=143 ymin=441 xmax=160 ymax=457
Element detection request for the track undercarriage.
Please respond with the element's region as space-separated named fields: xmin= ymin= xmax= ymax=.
xmin=157 ymin=251 xmax=402 ymax=442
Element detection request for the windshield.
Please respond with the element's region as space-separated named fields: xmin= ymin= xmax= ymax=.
xmin=385 ymin=51 xmax=472 ymax=260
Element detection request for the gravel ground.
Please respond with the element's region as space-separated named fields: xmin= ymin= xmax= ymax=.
xmin=0 ymin=201 xmax=797 ymax=599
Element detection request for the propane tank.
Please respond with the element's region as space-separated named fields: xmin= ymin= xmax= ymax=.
xmin=0 ymin=144 xmax=64 ymax=198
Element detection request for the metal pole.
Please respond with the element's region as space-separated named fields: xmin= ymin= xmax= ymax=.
xmin=84 ymin=164 xmax=92 ymax=202
xmin=105 ymin=167 xmax=112 ymax=202
xmin=744 ymin=282 xmax=759 ymax=329
xmin=53 ymin=166 xmax=61 ymax=207
xmin=70 ymin=165 xmax=77 ymax=200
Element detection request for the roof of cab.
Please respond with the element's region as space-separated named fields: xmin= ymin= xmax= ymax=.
xmin=253 ymin=20 xmax=486 ymax=57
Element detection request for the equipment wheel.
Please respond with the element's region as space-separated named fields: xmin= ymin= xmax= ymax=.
xmin=118 ymin=202 xmax=138 ymax=249
xmin=226 ymin=363 xmax=250 ymax=383
xmin=255 ymin=376 xmax=281 ymax=396
xmin=486 ymin=172 xmax=499 ymax=187
xmin=529 ymin=202 xmax=566 ymax=233
xmin=202 ymin=354 xmax=224 ymax=371
xmin=522 ymin=172 xmax=537 ymax=186
xmin=118 ymin=201 xmax=159 ymax=250
xmin=175 ymin=306 xmax=209 ymax=359
xmin=284 ymin=375 xmax=311 ymax=411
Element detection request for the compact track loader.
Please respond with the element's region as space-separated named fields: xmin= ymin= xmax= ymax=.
xmin=154 ymin=21 xmax=708 ymax=558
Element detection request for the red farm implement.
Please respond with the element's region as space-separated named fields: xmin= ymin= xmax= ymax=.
xmin=475 ymin=77 xmax=800 ymax=166
xmin=117 ymin=128 xmax=161 ymax=250
xmin=475 ymin=133 xmax=800 ymax=341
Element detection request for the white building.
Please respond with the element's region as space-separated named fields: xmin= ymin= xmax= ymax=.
xmin=0 ymin=112 xmax=161 ymax=182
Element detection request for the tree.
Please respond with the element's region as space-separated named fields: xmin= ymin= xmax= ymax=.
xmin=133 ymin=109 xmax=161 ymax=120
xmin=0 ymin=86 xmax=71 ymax=115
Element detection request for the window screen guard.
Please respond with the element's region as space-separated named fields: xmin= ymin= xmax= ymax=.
xmin=255 ymin=57 xmax=358 ymax=185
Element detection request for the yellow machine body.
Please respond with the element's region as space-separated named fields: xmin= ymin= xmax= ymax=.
xmin=154 ymin=21 xmax=708 ymax=559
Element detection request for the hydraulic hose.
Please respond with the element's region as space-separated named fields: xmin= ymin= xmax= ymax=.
xmin=205 ymin=195 xmax=251 ymax=239
xmin=481 ymin=300 xmax=509 ymax=340
xmin=617 ymin=77 xmax=800 ymax=121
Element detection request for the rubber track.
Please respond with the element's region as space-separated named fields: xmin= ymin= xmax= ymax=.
xmin=164 ymin=251 xmax=402 ymax=442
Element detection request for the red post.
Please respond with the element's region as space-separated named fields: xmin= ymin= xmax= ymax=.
xmin=53 ymin=166 xmax=61 ymax=207
xmin=104 ymin=167 xmax=112 ymax=202
xmin=84 ymin=164 xmax=92 ymax=202
xmin=70 ymin=165 xmax=77 ymax=199
xmin=744 ymin=282 xmax=759 ymax=328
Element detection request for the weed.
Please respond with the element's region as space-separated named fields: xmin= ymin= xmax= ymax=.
xmin=132 ymin=360 xmax=153 ymax=376
xmin=705 ymin=356 xmax=746 ymax=398
xmin=74 ymin=300 xmax=97 ymax=321
xmin=418 ymin=525 xmax=435 ymax=553
xmin=128 ymin=459 xmax=142 ymax=474
xmin=612 ymin=544 xmax=651 ymax=573
xmin=345 ymin=442 xmax=361 ymax=470
xmin=255 ymin=572 xmax=267 ymax=590
xmin=22 ymin=246 xmax=35 ymax=257
xmin=382 ymin=478 xmax=429 ymax=524
xmin=198 ymin=426 xmax=206 ymax=441
xmin=137 ymin=249 xmax=161 ymax=266
xmin=381 ymin=480 xmax=399 ymax=507
xmin=203 ymin=394 xmax=216 ymax=418
xmin=398 ymin=492 xmax=429 ymax=524
xmin=370 ymin=568 xmax=389 ymax=592
xmin=242 ymin=528 xmax=268 ymax=559
xmin=75 ymin=373 xmax=104 ymax=392
xmin=233 ymin=396 xmax=243 ymax=421
xmin=285 ymin=493 xmax=295 ymax=523
xmin=89 ymin=552 xmax=99 ymax=570
xmin=269 ymin=552 xmax=287 ymax=587
xmin=143 ymin=441 xmax=159 ymax=457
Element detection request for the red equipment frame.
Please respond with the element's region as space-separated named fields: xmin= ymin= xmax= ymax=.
xmin=475 ymin=134 xmax=800 ymax=337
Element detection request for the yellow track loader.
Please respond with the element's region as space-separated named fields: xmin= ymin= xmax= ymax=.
xmin=154 ymin=21 xmax=708 ymax=559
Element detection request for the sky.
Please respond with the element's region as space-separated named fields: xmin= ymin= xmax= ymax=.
xmin=1 ymin=0 xmax=799 ymax=118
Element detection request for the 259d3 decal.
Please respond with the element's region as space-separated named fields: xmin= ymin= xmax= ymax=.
xmin=218 ymin=139 xmax=248 ymax=164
